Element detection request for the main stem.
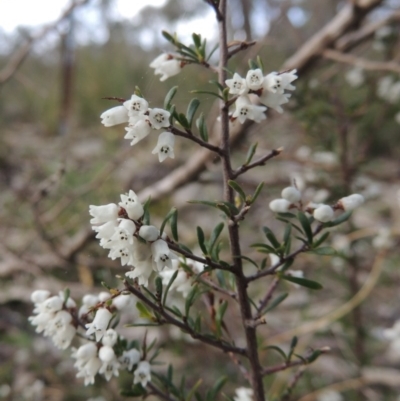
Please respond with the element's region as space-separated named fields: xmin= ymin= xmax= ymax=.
xmin=217 ymin=2 xmax=265 ymax=400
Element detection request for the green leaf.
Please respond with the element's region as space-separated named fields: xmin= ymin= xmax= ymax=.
xmin=251 ymin=243 xmax=276 ymax=254
xmin=185 ymin=286 xmax=199 ymax=317
xmin=207 ymin=376 xmax=228 ymax=401
xmin=192 ymin=33 xmax=202 ymax=48
xmin=191 ymin=90 xmax=223 ymax=100
xmin=248 ymin=59 xmax=259 ymax=70
xmin=136 ymin=302 xmax=154 ymax=319
xmin=297 ymin=211 xmax=313 ymax=244
xmin=228 ymin=180 xmax=246 ymax=203
xmin=262 ymin=226 xmax=281 ymax=249
xmin=209 ymin=223 xmax=224 ymax=254
xmin=63 ymin=288 xmax=70 ymax=304
xmin=283 ymin=224 xmax=292 ymax=244
xmin=236 ymin=255 xmax=258 ymax=269
xmin=187 ymin=98 xmax=200 ymax=127
xmin=196 ymin=226 xmax=208 ymax=255
xmin=307 ymin=349 xmax=323 ymax=363
xmin=186 ymin=379 xmax=203 ymax=401
xmin=206 ymin=42 xmax=219 ymax=61
xmin=245 ymin=143 xmax=258 ymax=165
xmin=196 ymin=113 xmax=208 ymax=142
xmin=162 ymin=30 xmax=176 ymax=44
xmin=142 ymin=197 xmax=151 ymax=225
xmin=160 ymin=207 xmax=177 ymax=237
xmin=164 ymin=86 xmax=178 ymax=109
xmin=162 ymin=269 xmax=179 ymax=307
xmin=120 ymin=384 xmax=147 ymax=397
xmin=209 ymin=79 xmax=224 ymax=92
xmin=125 ymin=322 xmax=160 ymax=327
xmin=263 ymin=345 xmax=287 ymax=361
xmin=170 ymin=208 xmax=179 ymax=242
xmin=178 ymin=243 xmax=193 ymax=254
xmin=263 ymin=293 xmax=288 ymax=313
xmin=277 ymin=212 xmax=297 ymax=219
xmin=311 ymin=247 xmax=336 ymax=256
xmin=313 ymin=231 xmax=330 ymax=248
xmin=250 ymin=182 xmax=264 ymax=204
xmin=215 ymin=300 xmax=228 ymax=338
xmin=178 ymin=113 xmax=190 ymax=129
xmin=279 ymin=274 xmax=323 ymax=290
xmin=256 ymin=55 xmax=264 ymax=72
xmin=155 ymin=276 xmax=163 ymax=299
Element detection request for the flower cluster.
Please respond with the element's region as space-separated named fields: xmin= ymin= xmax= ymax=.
xmin=226 ymin=68 xmax=298 ymax=123
xmin=29 ymin=290 xmax=152 ymax=387
xmin=90 ymin=189 xmax=177 ymax=286
xmin=269 ymin=185 xmax=364 ymax=222
xmin=100 ymin=95 xmax=175 ymax=162
xmin=150 ymin=53 xmax=183 ymax=82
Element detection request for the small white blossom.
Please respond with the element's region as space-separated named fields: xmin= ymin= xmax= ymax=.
xmin=76 ymin=356 xmax=102 ymax=386
xmin=119 ymin=348 xmax=141 ymax=370
xmin=89 ymin=204 xmax=119 ymax=225
xmin=134 ymin=361 xmax=151 ymax=387
xmin=31 ymin=290 xmax=50 ymax=304
xmin=263 ymin=72 xmax=282 ymax=93
xmin=260 ymin=91 xmax=290 ymax=113
xmin=112 ymin=293 xmax=135 ymax=311
xmin=85 ymin=308 xmax=113 ymax=342
xmin=123 ymin=95 xmax=149 ymax=116
xmin=281 ymin=186 xmax=301 ymax=203
xmin=148 ymin=108 xmax=171 ymax=129
xmin=234 ymin=387 xmax=253 ymax=401
xmin=345 ymin=67 xmax=364 ymax=88
xmin=52 ymin=324 xmax=76 ymax=350
xmin=246 ymin=69 xmax=264 ymax=91
xmin=316 ymin=390 xmax=343 ymax=401
xmin=313 ymin=204 xmax=335 ymax=222
xmin=232 ymin=95 xmax=267 ymax=124
xmin=124 ymin=116 xmax=152 ymax=147
xmin=225 ymin=73 xmax=248 ymax=95
xmin=151 ymin=239 xmax=177 ymax=271
xmin=101 ymin=329 xmax=118 ymax=347
xmin=152 ymin=132 xmax=175 ymax=162
xmin=269 ymin=198 xmax=291 ymax=213
xmin=100 ymin=106 xmax=129 ymax=127
xmin=119 ymin=190 xmax=144 ymax=220
xmin=338 ymin=194 xmax=364 ymax=211
xmin=277 ymin=69 xmax=298 ymax=92
xmin=150 ymin=54 xmax=181 ymax=81
xmin=139 ymin=225 xmax=159 ymax=242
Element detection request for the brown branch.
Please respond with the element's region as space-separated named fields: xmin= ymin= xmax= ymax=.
xmin=254 ymin=277 xmax=280 ymax=319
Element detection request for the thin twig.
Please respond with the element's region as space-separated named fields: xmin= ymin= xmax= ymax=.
xmin=254 ymin=277 xmax=279 ymax=319
xmin=227 ymin=41 xmax=257 ymax=59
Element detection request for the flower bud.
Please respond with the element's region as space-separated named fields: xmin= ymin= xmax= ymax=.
xmin=31 ymin=290 xmax=50 ymax=304
xmin=281 ymin=187 xmax=301 ymax=203
xmin=139 ymin=225 xmax=159 ymax=242
xmin=269 ymin=198 xmax=291 ymax=213
xmin=313 ymin=205 xmax=334 ymax=222
xmin=99 ymin=345 xmax=115 ymax=362
xmin=100 ymin=106 xmax=129 ymax=127
xmin=338 ymin=194 xmax=364 ymax=211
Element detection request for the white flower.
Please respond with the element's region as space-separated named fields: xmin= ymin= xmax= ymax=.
xmin=99 ymin=345 xmax=115 ymax=363
xmin=119 ymin=349 xmax=141 ymax=371
xmin=313 ymin=204 xmax=335 ymax=222
xmin=269 ymin=198 xmax=291 ymax=213
xmin=31 ymin=290 xmax=50 ymax=304
xmin=99 ymin=357 xmax=120 ymax=381
xmin=234 ymin=387 xmax=253 ymax=401
xmin=76 ymin=356 xmax=102 ymax=386
xmin=260 ymin=91 xmax=290 ymax=113
xmin=338 ymin=194 xmax=364 ymax=211
xmin=316 ymin=390 xmax=343 ymax=401
xmin=151 ymin=239 xmax=177 ymax=271
xmin=134 ymin=361 xmax=151 ymax=387
xmin=126 ymin=239 xmax=153 ymax=286
xmin=263 ymin=72 xmax=282 ymax=93
xmin=152 ymin=132 xmax=175 ymax=162
xmin=112 ymin=293 xmax=135 ymax=311
xmin=73 ymin=343 xmax=97 ymax=368
xmin=232 ymin=95 xmax=267 ymax=124
xmin=225 ymin=73 xmax=248 ymax=95
xmin=103 ymin=219 xmax=136 ymax=250
xmin=52 ymin=324 xmax=76 ymax=349
xmin=124 ymin=116 xmax=152 ymax=146
xmin=123 ymin=95 xmax=149 ymax=116
xmin=277 ymin=69 xmax=298 ymax=92
xmin=148 ymin=108 xmax=171 ymax=129
xmin=281 ymin=186 xmax=301 ymax=203
xmin=41 ymin=296 xmax=63 ymax=313
xmin=29 ymin=312 xmax=53 ymax=333
xmin=82 ymin=294 xmax=99 ymax=307
xmin=100 ymin=106 xmax=129 ymax=127
xmin=345 ymin=67 xmax=364 ymax=88
xmin=139 ymin=225 xmax=159 ymax=242
xmin=246 ymin=69 xmax=264 ymax=91
xmin=150 ymin=54 xmax=181 ymax=81
xmin=89 ymin=204 xmax=119 ymax=225
xmin=119 ymin=190 xmax=144 ymax=220
xmin=85 ymin=308 xmax=113 ymax=342
xmin=101 ymin=329 xmax=118 ymax=347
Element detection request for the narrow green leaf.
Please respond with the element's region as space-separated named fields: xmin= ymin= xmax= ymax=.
xmin=196 ymin=226 xmax=208 ymax=255
xmin=191 ymin=90 xmax=223 ymax=100
xmin=178 ymin=243 xmax=193 ymax=254
xmin=283 ymin=224 xmax=292 ymax=244
xmin=263 ymin=293 xmax=288 ymax=313
xmin=245 ymin=143 xmax=258 ymax=164
xmin=256 ymin=55 xmax=264 ymax=72
xmin=162 ymin=269 xmax=179 ymax=307
xmin=196 ymin=113 xmax=208 ymax=142
xmin=313 ymin=231 xmax=330 ymax=248
xmin=120 ymin=384 xmax=147 ymax=397
xmin=215 ymin=300 xmax=228 ymax=338
xmin=297 ymin=211 xmax=313 ymax=244
xmin=248 ymin=59 xmax=259 ymax=70
xmin=187 ymin=98 xmax=200 ymax=127
xmin=192 ymin=33 xmax=202 ymax=48
xmin=209 ymin=222 xmax=224 ymax=254
xmin=323 ymin=211 xmax=352 ymax=227
xmin=170 ymin=208 xmax=179 ymax=242
xmin=162 ymin=30 xmax=176 ymax=44
xmin=236 ymin=255 xmax=258 ymax=269
xmin=186 ymin=379 xmax=203 ymax=401
xmin=160 ymin=207 xmax=177 ymax=237
xmin=178 ymin=113 xmax=190 ymax=129
xmin=164 ymin=86 xmax=178 ymax=109
xmin=155 ymin=276 xmax=163 ymax=299
xmin=279 ymin=274 xmax=323 ymax=290
xmin=63 ymin=288 xmax=70 ymax=304
xmin=277 ymin=212 xmax=297 ymax=219
xmin=206 ymin=42 xmax=219 ymax=61
xmin=136 ymin=302 xmax=154 ymax=319
xmin=209 ymin=79 xmax=224 ymax=92
xmin=142 ymin=197 xmax=151 ymax=225
xmin=228 ymin=180 xmax=246 ymax=202
xmin=263 ymin=345 xmax=287 ymax=361
xmin=262 ymin=226 xmax=281 ymax=249
xmin=249 ymin=182 xmax=264 ymax=205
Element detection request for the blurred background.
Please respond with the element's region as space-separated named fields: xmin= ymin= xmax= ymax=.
xmin=1 ymin=0 xmax=400 ymax=400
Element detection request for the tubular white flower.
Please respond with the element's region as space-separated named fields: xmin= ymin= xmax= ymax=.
xmin=139 ymin=225 xmax=159 ymax=242
xmin=234 ymin=387 xmax=254 ymax=401
xmin=112 ymin=293 xmax=135 ymax=311
xmin=281 ymin=186 xmax=301 ymax=203
xmin=134 ymin=361 xmax=151 ymax=387
xmin=99 ymin=358 xmax=120 ymax=381
xmin=119 ymin=349 xmax=141 ymax=371
xmin=338 ymin=194 xmax=364 ymax=211
xmin=108 ymin=246 xmax=134 ymax=266
xmin=263 ymin=72 xmax=282 ymax=93
xmin=245 ymin=69 xmax=264 ymax=91
xmin=269 ymin=198 xmax=291 ymax=213
xmin=46 ymin=310 xmax=72 ymax=335
xmin=155 ymin=59 xmax=182 ymax=82
xmin=42 ymin=296 xmax=63 ymax=313
xmin=126 ymin=258 xmax=153 ymax=286
xmin=101 ymin=329 xmax=118 ymax=347
xmin=74 ymin=343 xmax=98 ymax=368
xmin=99 ymin=345 xmax=115 ymax=363
xmin=100 ymin=106 xmax=129 ymax=127
xmin=148 ymin=108 xmax=171 ymax=130
xmin=124 ymin=116 xmax=152 ymax=147
xmin=85 ymin=308 xmax=113 ymax=342
xmin=151 ymin=239 xmax=177 ymax=271
xmin=150 ymin=53 xmax=170 ymax=69
xmin=82 ymin=294 xmax=99 ymax=307
xmin=29 ymin=312 xmax=53 ymax=333
xmin=123 ymin=95 xmax=149 ymax=116
xmin=31 ymin=290 xmax=50 ymax=304
xmin=277 ymin=69 xmax=298 ymax=92
xmin=119 ymin=190 xmax=144 ymax=220
xmin=225 ymin=73 xmax=248 ymax=95
xmin=89 ymin=204 xmax=119 ymax=225
xmin=260 ymin=91 xmax=290 ymax=113
xmin=152 ymin=132 xmax=175 ymax=162
xmin=232 ymin=95 xmax=266 ymax=124
xmin=52 ymin=324 xmax=77 ymax=350
xmin=76 ymin=356 xmax=102 ymax=386
xmin=313 ymin=204 xmax=335 ymax=222
xmin=103 ymin=219 xmax=136 ymax=250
